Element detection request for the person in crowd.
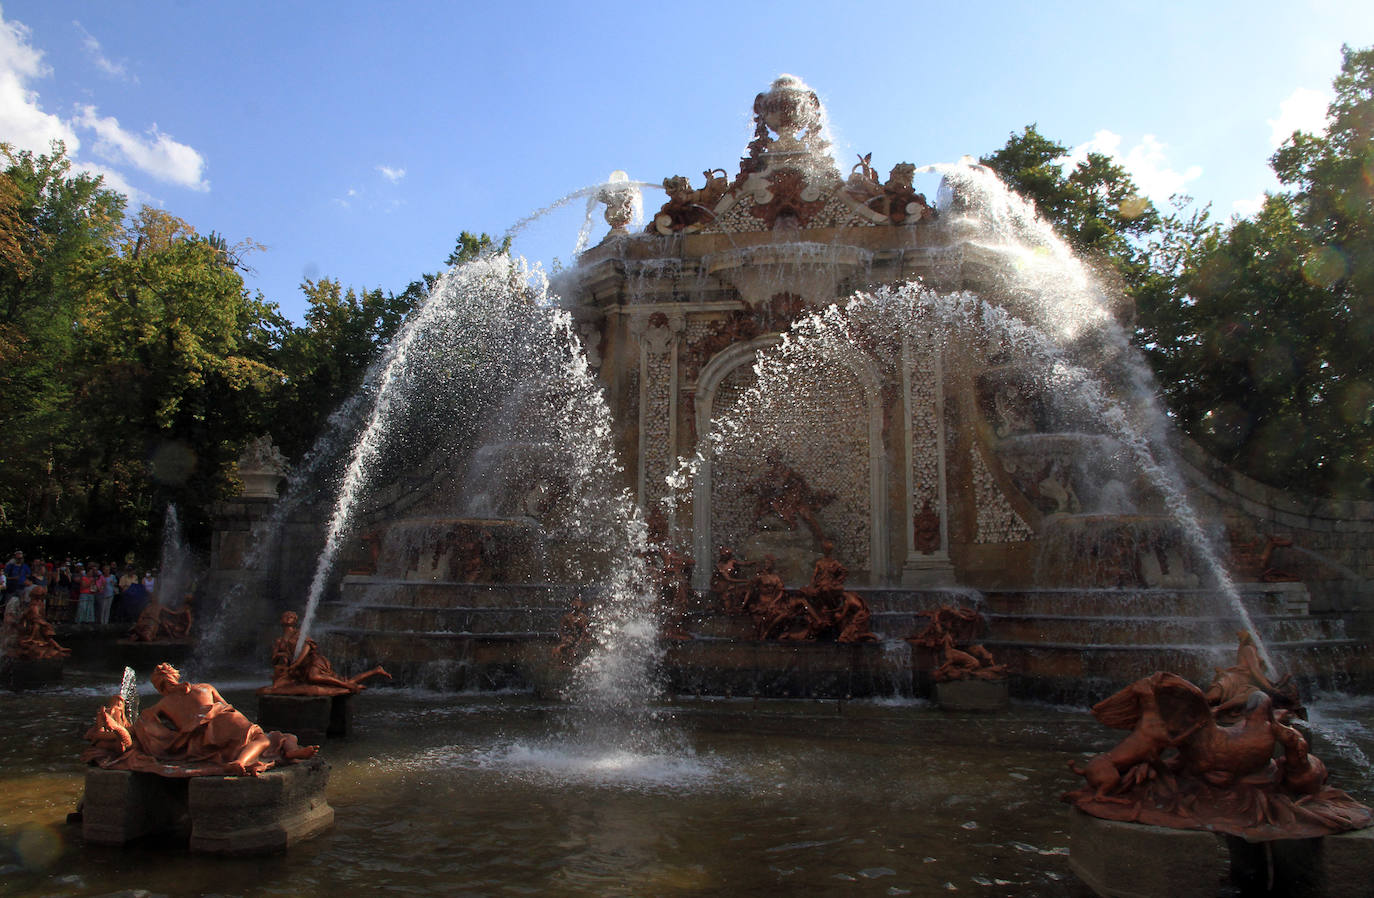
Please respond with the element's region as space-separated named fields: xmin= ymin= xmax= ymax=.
xmin=4 ymin=551 xmax=30 ymax=598
xmin=75 ymin=563 xmax=96 ymax=624
xmin=29 ymin=558 xmax=48 ymax=595
xmin=142 ymin=570 xmax=157 ymax=597
xmin=95 ymin=565 xmax=116 ymax=625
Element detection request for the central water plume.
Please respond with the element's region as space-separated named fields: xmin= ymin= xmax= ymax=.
xmin=294 ymin=253 xmax=663 ymax=720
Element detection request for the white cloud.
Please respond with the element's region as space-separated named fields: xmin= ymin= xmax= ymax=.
xmin=0 ymin=9 xmax=204 ymax=202
xmin=1232 ymin=194 xmax=1266 ymax=217
xmin=377 ymin=164 xmax=405 ymax=183
xmin=1059 ymin=129 xmax=1202 ymax=204
xmin=73 ymin=21 xmax=136 ymax=82
xmin=0 ymin=12 xmax=79 ymax=153
xmin=75 ymin=105 xmax=208 ymax=191
xmin=1268 ymin=87 xmax=1329 ymax=147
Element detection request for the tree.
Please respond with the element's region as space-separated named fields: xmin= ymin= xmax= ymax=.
xmin=64 ymin=208 xmax=285 ymax=543
xmin=0 ymin=143 xmax=126 ymax=534
xmin=445 ymin=230 xmax=510 ymax=267
xmin=1149 ymin=46 xmax=1374 ymax=496
xmin=981 ymin=125 xmax=1162 ymax=294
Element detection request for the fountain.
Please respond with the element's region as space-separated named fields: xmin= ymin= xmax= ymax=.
xmin=204 ymin=73 xmax=1364 ymax=708
xmin=2 ymin=72 xmax=1371 ymax=897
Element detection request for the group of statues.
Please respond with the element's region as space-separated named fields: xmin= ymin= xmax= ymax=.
xmin=2 ymin=587 xmax=70 ymax=661
xmin=1064 ymin=630 xmax=1369 ymax=838
xmin=711 ymin=541 xmax=877 ymax=644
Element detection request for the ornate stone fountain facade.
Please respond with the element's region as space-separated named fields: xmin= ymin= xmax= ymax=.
xmin=219 ymin=76 xmax=1373 ymax=697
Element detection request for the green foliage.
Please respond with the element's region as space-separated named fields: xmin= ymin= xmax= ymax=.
xmin=980 ymin=125 xmax=1161 ymax=292
xmin=445 ymin=230 xmax=510 ymax=267
xmin=1151 ymin=46 xmax=1374 ymax=496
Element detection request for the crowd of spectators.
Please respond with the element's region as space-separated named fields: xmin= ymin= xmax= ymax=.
xmin=4 ymin=549 xmax=159 ymax=626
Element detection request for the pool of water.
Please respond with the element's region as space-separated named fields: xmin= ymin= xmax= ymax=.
xmin=2 ymin=676 xmax=1372 ymax=897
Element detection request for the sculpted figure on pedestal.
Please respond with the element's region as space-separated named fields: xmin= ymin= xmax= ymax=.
xmin=1063 ymin=671 xmax=1371 ymax=839
xmin=128 ymin=593 xmax=194 ymax=642
xmin=552 ymin=596 xmax=592 ymax=666
xmin=746 ymin=453 xmax=833 ymax=545
xmin=751 ymin=555 xmax=823 ymax=641
xmin=1205 ymin=630 xmax=1303 ymax=720
xmin=932 ymin=633 xmax=1007 ymax=681
xmin=656 ymin=546 xmax=695 ymax=642
xmin=83 ymin=663 xmax=318 ymax=777
xmin=8 ymin=588 xmax=70 ymax=660
xmin=260 ymin=611 xmax=390 ymax=696
xmin=709 ymin=546 xmax=756 ymax=615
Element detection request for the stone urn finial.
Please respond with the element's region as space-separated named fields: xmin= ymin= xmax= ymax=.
xmin=237 ymin=436 xmax=288 ymax=500
xmin=598 ymin=170 xmax=636 ymax=232
xmin=753 ymin=74 xmax=826 ymax=154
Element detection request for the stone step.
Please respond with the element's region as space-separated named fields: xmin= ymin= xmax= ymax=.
xmin=319 ymin=605 xmax=564 ymax=634
xmin=337 ymin=578 xmax=581 ymax=609
xmin=982 ymin=584 xmax=1309 ymax=618
xmin=986 ymin=613 xmax=1345 ymax=646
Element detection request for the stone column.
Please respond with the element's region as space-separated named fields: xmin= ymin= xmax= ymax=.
xmin=901 ymin=333 xmax=956 ymax=586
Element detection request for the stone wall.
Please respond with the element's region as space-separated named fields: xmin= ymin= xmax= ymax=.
xmin=1178 ymin=437 xmax=1374 ymax=638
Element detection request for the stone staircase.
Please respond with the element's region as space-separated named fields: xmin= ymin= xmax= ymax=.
xmin=316 ymin=575 xmax=1366 ymax=701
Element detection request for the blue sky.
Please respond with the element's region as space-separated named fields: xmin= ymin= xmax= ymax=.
xmin=3 ymin=1 xmax=1371 ymax=322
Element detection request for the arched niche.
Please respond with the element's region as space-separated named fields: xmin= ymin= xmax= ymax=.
xmin=690 ymin=335 xmax=888 ymax=586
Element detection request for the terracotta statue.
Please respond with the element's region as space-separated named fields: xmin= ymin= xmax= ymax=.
xmin=81 ymin=695 xmax=134 ymax=762
xmin=9 ymin=588 xmax=70 ymax=660
xmin=746 ymin=454 xmax=834 ymax=544
xmin=1063 ymin=671 xmax=1372 ymax=839
xmin=907 ymin=605 xmax=986 ymax=648
xmin=751 ymin=555 xmax=823 ymax=641
xmin=913 ymin=500 xmax=941 ymax=554
xmin=552 ymin=597 xmax=592 ymax=665
xmin=932 ymin=633 xmax=1007 ymax=681
xmin=261 ymin=612 xmax=390 ymax=695
xmin=709 ymin=546 xmax=755 ymax=615
xmin=831 ymin=589 xmax=879 ymax=644
xmin=656 ymin=546 xmax=695 ymax=642
xmin=652 ymin=170 xmax=730 ymax=234
xmin=83 ymin=663 xmax=319 ymax=777
xmin=128 ymin=593 xmax=193 ymax=642
xmin=1205 ymin=630 xmax=1302 ymax=720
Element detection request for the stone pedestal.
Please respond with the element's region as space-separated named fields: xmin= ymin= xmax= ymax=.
xmin=257 ymin=693 xmax=352 ymax=743
xmin=81 ymin=769 xmax=189 ymax=846
xmin=933 ymin=678 xmax=1009 ymax=711
xmin=1069 ymin=810 xmax=1229 ymax=898
xmin=79 ymin=760 xmax=332 ymax=854
xmin=1 ymin=656 xmax=63 ymax=689
xmin=1069 ymin=809 xmax=1374 ymax=898
xmin=188 ymin=758 xmax=334 ymax=855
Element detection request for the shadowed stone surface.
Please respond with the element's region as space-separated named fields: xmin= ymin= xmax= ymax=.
xmin=1068 ymin=809 xmax=1228 ymax=898
xmin=934 ymin=678 xmax=1009 ymax=711
xmin=0 ymin=657 xmax=62 ymax=690
xmin=79 ymin=760 xmax=332 ymax=854
xmin=257 ymin=694 xmax=352 ymax=743
xmin=81 ymin=769 xmax=187 ymax=846
xmin=187 ymin=758 xmax=333 ymax=854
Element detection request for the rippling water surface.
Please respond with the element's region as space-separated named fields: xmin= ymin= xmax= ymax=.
xmin=3 ymin=676 xmax=1372 ymax=897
